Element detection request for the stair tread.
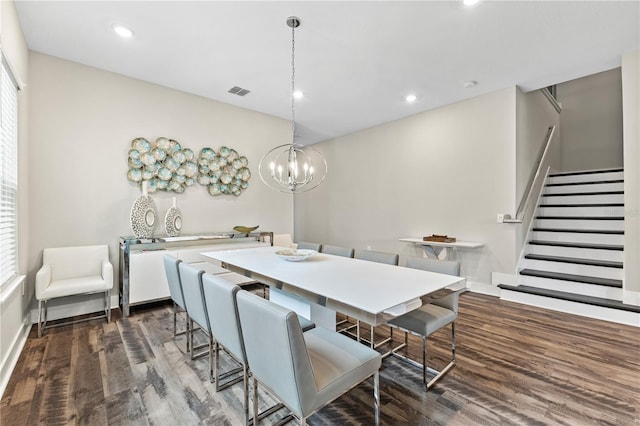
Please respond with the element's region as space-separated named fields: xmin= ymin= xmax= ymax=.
xmin=524 ymin=254 xmax=622 ymax=268
xmin=519 ymin=269 xmax=622 ymax=287
xmin=529 ymin=240 xmax=624 ymax=251
xmin=542 ymin=191 xmax=624 ymax=196
xmin=539 ymin=203 xmax=624 ymax=207
xmin=545 ymin=179 xmax=624 ymax=187
xmin=536 ymin=216 xmax=624 ymax=220
xmin=498 ymin=284 xmax=640 ymax=313
xmin=532 ymin=228 xmax=624 ymax=235
xmin=549 ymin=168 xmax=624 ymax=177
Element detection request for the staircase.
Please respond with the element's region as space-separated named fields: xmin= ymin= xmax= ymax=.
xmin=500 ymin=168 xmax=640 ymax=326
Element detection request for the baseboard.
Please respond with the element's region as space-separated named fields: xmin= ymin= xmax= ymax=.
xmin=0 ymin=315 xmax=31 ymax=399
xmin=466 ymin=280 xmax=501 ymax=297
xmin=623 ymin=290 xmax=640 ymax=306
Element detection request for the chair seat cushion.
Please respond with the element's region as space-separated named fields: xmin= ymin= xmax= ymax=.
xmin=304 ymin=327 xmax=381 ymax=412
xmin=39 ymin=276 xmax=109 ymax=300
xmin=387 ymin=303 xmax=456 ymax=337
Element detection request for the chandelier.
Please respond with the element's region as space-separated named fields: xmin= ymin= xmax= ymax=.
xmin=258 ymin=16 xmax=327 ymax=193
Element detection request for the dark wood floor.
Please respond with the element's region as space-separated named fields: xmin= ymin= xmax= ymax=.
xmin=1 ymin=290 xmax=638 ymax=425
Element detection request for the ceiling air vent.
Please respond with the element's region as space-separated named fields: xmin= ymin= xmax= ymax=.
xmin=228 ymin=86 xmax=251 ymax=97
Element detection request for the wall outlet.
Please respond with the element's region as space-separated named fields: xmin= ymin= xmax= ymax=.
xmin=496 ymin=214 xmax=504 ymax=223
xmin=366 ymin=245 xmax=372 ymax=250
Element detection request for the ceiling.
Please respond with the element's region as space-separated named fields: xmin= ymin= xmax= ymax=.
xmin=14 ymin=1 xmax=640 ymax=145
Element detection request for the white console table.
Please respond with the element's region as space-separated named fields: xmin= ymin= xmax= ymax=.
xmin=119 ymin=232 xmax=272 ymax=317
xmin=399 ymin=237 xmax=483 ymax=260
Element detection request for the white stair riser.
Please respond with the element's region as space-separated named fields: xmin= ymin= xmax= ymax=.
xmin=522 ymin=259 xmax=623 ymax=280
xmin=531 ymin=231 xmax=624 ymax=245
xmin=541 ymin=193 xmax=624 ymax=204
xmin=527 ymin=245 xmax=624 ymax=262
xmin=537 ymin=206 xmax=625 ymax=217
xmin=535 ymin=219 xmax=624 ymax=231
xmin=544 ymin=182 xmax=624 ymax=194
xmin=500 ymin=290 xmax=639 ymax=327
xmin=547 ymin=171 xmax=624 ymax=185
xmin=518 ymin=275 xmax=623 ymax=299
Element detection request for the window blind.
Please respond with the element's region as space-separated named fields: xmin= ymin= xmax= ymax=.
xmin=0 ymin=55 xmax=19 ymax=288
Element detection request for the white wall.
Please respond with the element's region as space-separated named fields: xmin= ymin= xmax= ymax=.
xmin=0 ymin=0 xmax=30 ymax=399
xmin=27 ymin=53 xmax=294 ymax=318
xmin=622 ymin=50 xmax=639 ymax=304
xmin=514 ymin=88 xmax=561 ymax=253
xmin=556 ymin=68 xmax=623 ymax=171
xmin=295 ymin=87 xmax=518 ymax=291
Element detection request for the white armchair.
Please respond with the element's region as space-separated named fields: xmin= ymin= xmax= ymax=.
xmin=35 ymin=245 xmax=113 ymax=337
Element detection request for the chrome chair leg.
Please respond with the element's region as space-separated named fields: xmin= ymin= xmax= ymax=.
xmin=38 ymin=300 xmax=44 ymax=337
xmin=252 ymin=377 xmax=259 ymax=426
xmin=374 ymin=371 xmax=380 ymax=426
xmin=243 ymin=364 xmax=249 ymax=426
xmin=106 ymin=289 xmax=112 ymax=322
xmin=422 ymin=336 xmax=427 ymax=385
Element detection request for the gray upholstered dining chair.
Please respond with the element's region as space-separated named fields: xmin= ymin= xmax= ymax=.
xmin=320 ymin=244 xmax=354 ymax=258
xmin=163 ymin=255 xmax=190 ymax=352
xmin=237 ymin=290 xmax=382 ymax=426
xmin=202 ymin=273 xmax=254 ymax=425
xmin=386 ymin=256 xmax=463 ymax=389
xmin=321 ymin=244 xmax=356 ymax=333
xmin=178 ymin=262 xmax=214 ymax=378
xmin=354 ymin=249 xmax=399 ymax=348
xmin=201 ymin=273 xmax=316 ymax=425
xmin=296 ymin=241 xmax=322 ymax=252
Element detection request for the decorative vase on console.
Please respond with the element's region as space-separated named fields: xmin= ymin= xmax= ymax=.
xmin=130 ymin=181 xmax=158 ymax=238
xmin=164 ymin=197 xmax=183 ymax=237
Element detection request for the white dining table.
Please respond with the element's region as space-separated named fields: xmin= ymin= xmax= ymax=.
xmin=203 ymin=246 xmax=465 ymax=329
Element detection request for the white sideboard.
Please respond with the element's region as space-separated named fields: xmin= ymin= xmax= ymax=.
xmin=119 ymin=232 xmax=272 ymax=317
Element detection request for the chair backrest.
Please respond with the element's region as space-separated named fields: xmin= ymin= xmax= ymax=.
xmin=43 ymin=245 xmax=108 ymax=280
xmin=273 ymin=234 xmax=294 ymax=248
xmin=296 ymin=241 xmax=322 ymax=252
xmin=163 ymin=255 xmax=185 ymax=309
xmin=321 ymin=244 xmax=354 ymax=258
xmin=236 ymin=290 xmax=315 ymax=417
xmin=355 ymin=249 xmax=399 ymax=265
xmin=178 ymin=262 xmax=210 ymax=331
xmin=202 ymin=273 xmax=245 ymax=363
xmin=405 ymin=256 xmax=461 ymax=311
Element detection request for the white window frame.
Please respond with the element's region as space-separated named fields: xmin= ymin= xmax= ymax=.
xmin=0 ymin=51 xmax=20 ymax=291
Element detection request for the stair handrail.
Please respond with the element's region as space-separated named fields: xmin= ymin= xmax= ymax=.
xmin=504 ymin=124 xmax=556 ymax=223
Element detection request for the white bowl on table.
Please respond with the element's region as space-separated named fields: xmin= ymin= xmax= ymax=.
xmin=275 ymin=249 xmax=317 ymax=262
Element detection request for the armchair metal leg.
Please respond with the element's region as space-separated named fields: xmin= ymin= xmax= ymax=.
xmin=106 ymin=289 xmax=111 ymax=323
xmin=38 ymin=300 xmax=44 ymax=337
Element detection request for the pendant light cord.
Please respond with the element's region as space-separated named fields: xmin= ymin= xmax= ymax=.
xmin=291 ymin=21 xmax=296 ymax=144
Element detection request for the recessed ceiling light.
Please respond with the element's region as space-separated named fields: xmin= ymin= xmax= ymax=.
xmin=405 ymin=94 xmax=417 ymax=103
xmin=112 ymin=24 xmax=134 ymax=38
xmin=293 ymin=90 xmax=304 ymax=99
xmin=463 ymin=0 xmax=480 ymax=6
xmin=463 ymin=80 xmax=478 ymax=88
